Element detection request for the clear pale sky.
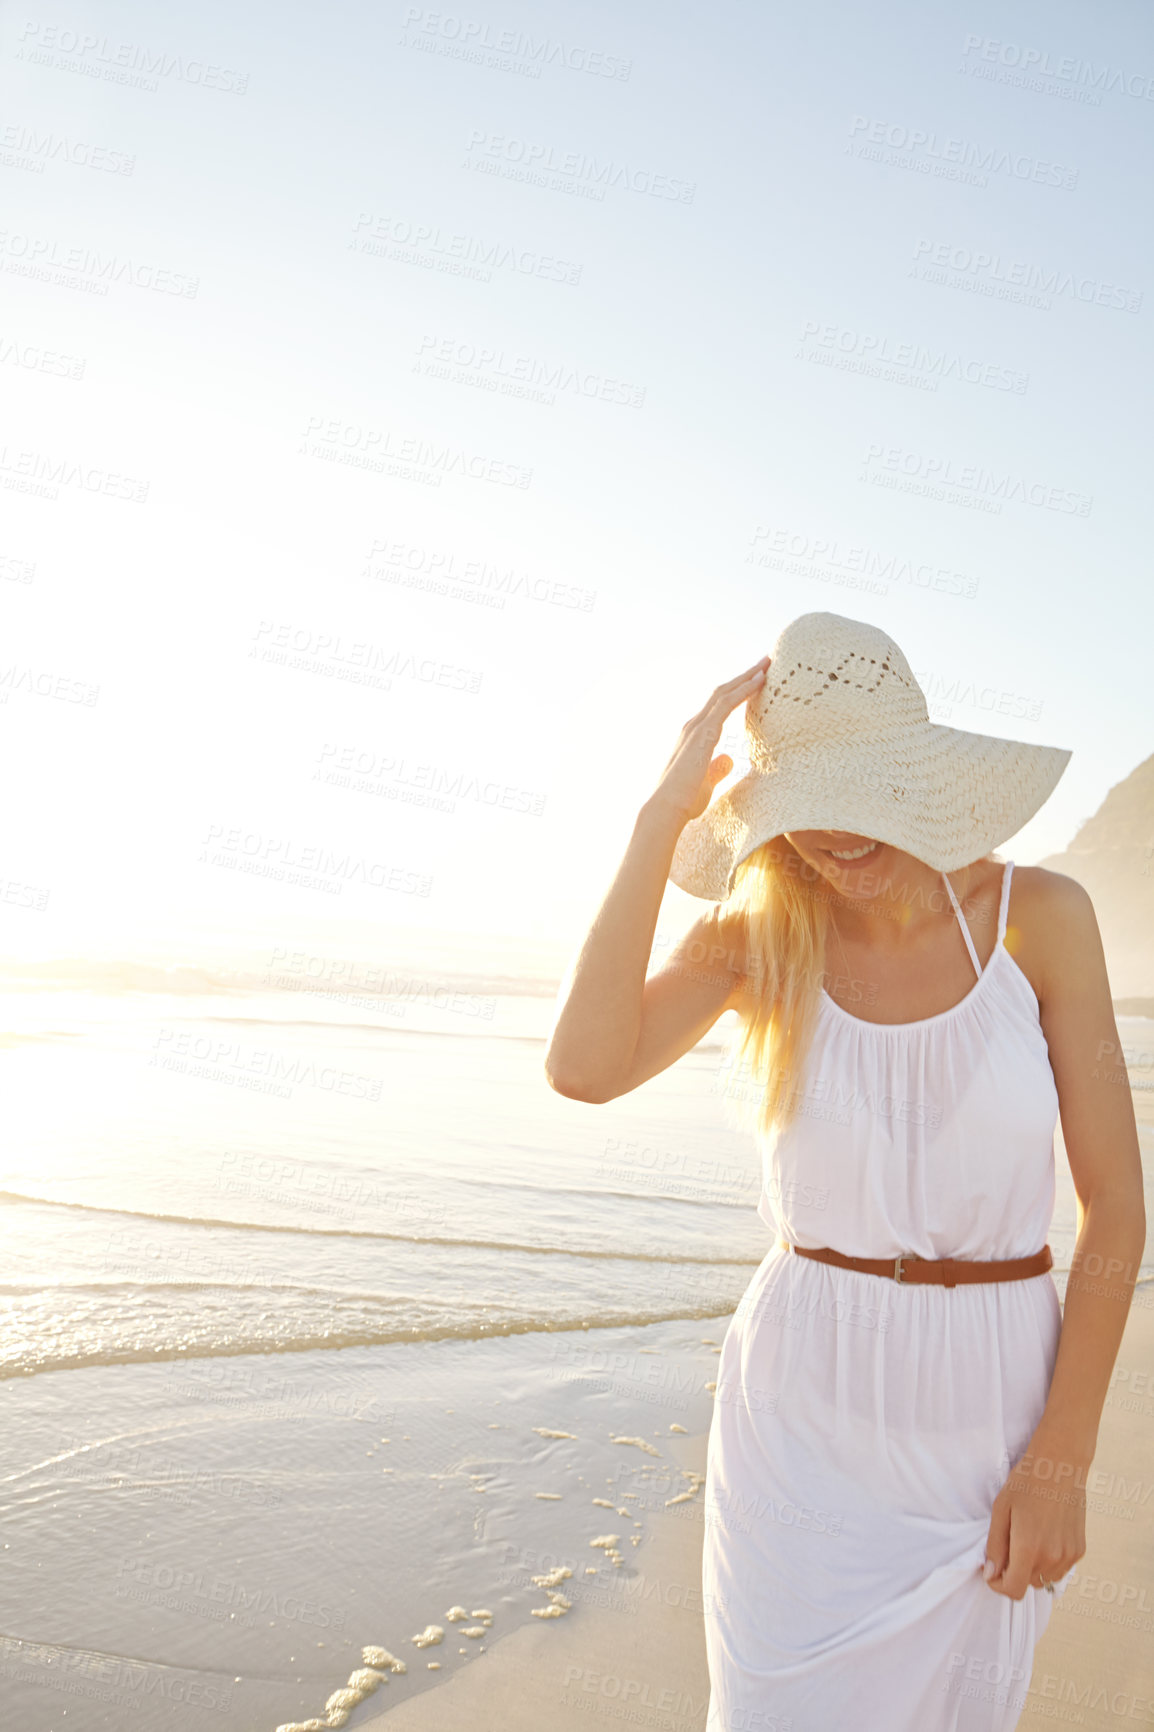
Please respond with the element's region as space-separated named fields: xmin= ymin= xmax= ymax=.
xmin=1 ymin=0 xmax=1151 ymax=977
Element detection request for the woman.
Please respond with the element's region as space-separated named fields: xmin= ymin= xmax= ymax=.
xmin=545 ymin=612 xmax=1145 ymax=1732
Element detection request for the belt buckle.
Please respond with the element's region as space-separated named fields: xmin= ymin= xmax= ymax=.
xmin=893 ymin=1255 xmax=905 ymax=1283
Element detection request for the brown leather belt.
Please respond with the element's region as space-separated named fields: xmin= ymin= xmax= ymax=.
xmin=780 ymin=1240 xmax=1053 ymax=1287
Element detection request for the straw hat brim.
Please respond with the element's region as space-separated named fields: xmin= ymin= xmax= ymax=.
xmin=668 ymin=723 xmax=1072 ymax=901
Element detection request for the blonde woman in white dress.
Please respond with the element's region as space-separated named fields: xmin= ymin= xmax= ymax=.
xmin=545 ymin=613 xmax=1145 ymax=1732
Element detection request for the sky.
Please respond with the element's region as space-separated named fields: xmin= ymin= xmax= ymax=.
xmin=1 ymin=0 xmax=1151 ymax=980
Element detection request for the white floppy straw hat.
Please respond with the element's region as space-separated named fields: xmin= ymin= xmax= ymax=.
xmin=669 ymin=611 xmax=1072 ymax=902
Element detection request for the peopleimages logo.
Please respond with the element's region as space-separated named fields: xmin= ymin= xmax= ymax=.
xmin=299 ymin=414 xmax=532 ymax=489
xmin=414 ymin=333 xmax=646 ymax=407
xmin=350 ymin=211 xmax=583 ymax=285
xmin=199 ymin=823 xmax=434 ymax=899
xmin=960 ymin=34 xmax=1154 ymax=100
xmin=0 ymin=443 xmax=147 ymax=501
xmin=150 ymin=1028 xmax=384 ymax=1101
xmin=860 ymin=444 xmax=1092 ymax=516
xmin=463 ymin=130 xmax=696 ymax=202
xmin=0 ymin=228 xmax=199 ymax=297
xmin=400 ymin=8 xmax=633 ymax=80
xmin=910 ymin=238 xmax=1142 ymax=313
xmin=746 ymin=525 xmax=979 ymax=601
xmin=0 ymin=123 xmax=135 ymax=174
xmin=16 ymin=20 xmax=249 ymax=93
xmin=115 ymin=1557 xmax=348 ymax=1629
xmin=796 ymin=322 xmax=1027 ymax=393
xmin=314 ymin=743 xmax=546 ymax=815
xmin=847 ymin=115 xmax=1078 ymax=188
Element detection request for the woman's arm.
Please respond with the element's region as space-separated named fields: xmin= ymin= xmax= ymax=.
xmin=544 ymin=657 xmax=768 ymax=1103
xmin=984 ymin=869 xmax=1146 ymax=1599
xmin=544 ymin=804 xmax=745 ymax=1102
xmin=1031 ymin=870 xmax=1146 ymax=1461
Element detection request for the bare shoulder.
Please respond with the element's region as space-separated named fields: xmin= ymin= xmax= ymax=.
xmin=1007 ymin=862 xmax=1096 ymax=926
xmin=712 ymin=905 xmax=757 ymax=1013
xmin=1005 ymin=863 xmax=1101 ymax=1008
xmin=666 ymin=903 xmax=752 ymax=1010
xmin=676 ymin=902 xmax=749 ymax=972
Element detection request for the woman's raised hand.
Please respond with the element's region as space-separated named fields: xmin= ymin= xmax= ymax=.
xmin=648 ymin=656 xmax=771 ymax=826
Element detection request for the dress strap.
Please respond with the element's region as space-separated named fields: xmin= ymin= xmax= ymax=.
xmin=997 ymin=860 xmax=1014 ymax=944
xmin=939 ymin=871 xmax=983 ymax=981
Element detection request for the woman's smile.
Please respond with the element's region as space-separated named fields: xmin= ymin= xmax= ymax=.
xmin=823 ymin=840 xmax=882 ymax=863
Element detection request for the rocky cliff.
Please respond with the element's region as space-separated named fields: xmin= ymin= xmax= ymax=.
xmin=1038 ymin=752 xmax=1154 ymax=1006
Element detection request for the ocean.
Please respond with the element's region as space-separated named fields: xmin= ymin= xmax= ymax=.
xmin=0 ymin=982 xmax=771 ymax=1379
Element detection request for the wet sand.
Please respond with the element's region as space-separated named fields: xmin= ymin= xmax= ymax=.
xmin=355 ymin=1293 xmax=1154 ymax=1732
xmin=358 ymin=1429 xmax=712 ymax=1732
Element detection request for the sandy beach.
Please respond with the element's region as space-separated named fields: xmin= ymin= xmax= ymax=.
xmin=345 ymin=1293 xmax=1154 ymax=1732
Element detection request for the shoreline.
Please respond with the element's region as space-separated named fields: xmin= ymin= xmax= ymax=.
xmin=355 ymin=1438 xmax=712 ymax=1732
xmin=0 ymin=1314 xmax=726 ymax=1732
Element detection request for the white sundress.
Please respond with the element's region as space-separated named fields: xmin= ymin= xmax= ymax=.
xmin=703 ymin=859 xmax=1075 ymax=1732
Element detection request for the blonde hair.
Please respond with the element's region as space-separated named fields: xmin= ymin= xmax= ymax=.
xmin=716 ymin=836 xmax=998 ymax=1143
